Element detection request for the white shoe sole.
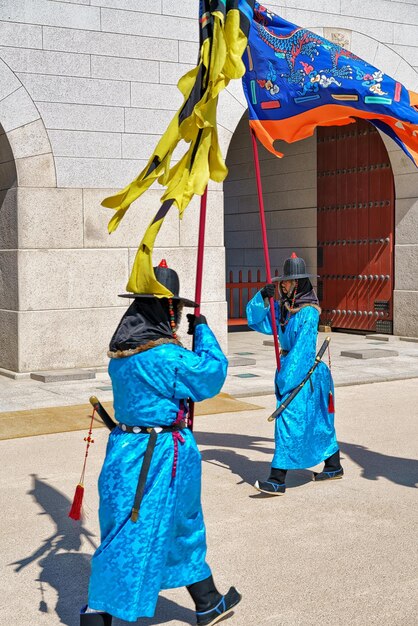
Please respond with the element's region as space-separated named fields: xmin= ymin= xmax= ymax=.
xmin=205 ymin=608 xmax=234 ymax=625
xmin=254 ymin=480 xmax=285 ymax=496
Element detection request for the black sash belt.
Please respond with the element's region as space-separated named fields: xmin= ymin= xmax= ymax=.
xmin=125 ymin=421 xmax=187 ymax=523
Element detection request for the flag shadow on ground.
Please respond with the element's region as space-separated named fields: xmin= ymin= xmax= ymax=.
xmin=10 ymin=475 xmax=196 ymax=625
xmin=196 ymin=432 xmax=313 ymax=488
xmin=340 ymin=442 xmax=418 ymax=489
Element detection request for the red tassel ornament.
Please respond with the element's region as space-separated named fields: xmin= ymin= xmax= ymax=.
xmin=328 ymin=391 xmax=335 ymax=413
xmin=68 ymin=483 xmax=85 ymax=521
xmin=68 ymin=407 xmax=96 ymax=521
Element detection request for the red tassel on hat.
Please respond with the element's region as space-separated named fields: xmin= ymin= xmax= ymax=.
xmin=291 ymin=252 xmax=298 ymax=258
xmin=159 ymin=259 xmax=168 ymax=267
xmin=328 ymin=391 xmax=335 ymax=413
xmin=68 ymin=407 xmax=96 ymax=521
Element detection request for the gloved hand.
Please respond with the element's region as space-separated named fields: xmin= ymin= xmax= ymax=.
xmin=186 ymin=313 xmax=208 ymax=335
xmin=260 ymin=283 xmax=275 ymax=299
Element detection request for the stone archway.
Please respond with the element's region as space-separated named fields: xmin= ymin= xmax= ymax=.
xmin=219 ymin=29 xmax=418 ymax=336
xmin=0 ymin=57 xmax=57 ymax=373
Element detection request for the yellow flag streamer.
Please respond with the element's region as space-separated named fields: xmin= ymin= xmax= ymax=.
xmin=113 ymin=4 xmax=254 ymax=294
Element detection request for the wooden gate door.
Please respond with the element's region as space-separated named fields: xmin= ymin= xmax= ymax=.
xmin=317 ymin=119 xmax=394 ymax=333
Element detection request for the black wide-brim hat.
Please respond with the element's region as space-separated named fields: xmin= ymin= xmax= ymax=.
xmin=272 ymin=253 xmax=318 ymax=282
xmin=119 ymin=260 xmax=198 ymax=308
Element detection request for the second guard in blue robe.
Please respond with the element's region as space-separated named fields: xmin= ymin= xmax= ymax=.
xmin=246 ymin=253 xmax=343 ymax=495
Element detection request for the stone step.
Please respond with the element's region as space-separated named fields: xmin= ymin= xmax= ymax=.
xmin=30 ymin=369 xmax=96 ymax=383
xmin=365 ymin=334 xmax=390 ymax=341
xmin=340 ymin=349 xmax=398 ymax=359
xmin=399 ymin=336 xmax=418 ymax=343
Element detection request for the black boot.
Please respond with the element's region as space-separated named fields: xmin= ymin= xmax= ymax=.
xmin=187 ymin=575 xmax=241 ymax=626
xmin=254 ymin=467 xmax=286 ymax=495
xmin=80 ymin=606 xmax=112 ymax=625
xmin=313 ymin=450 xmax=344 ymax=481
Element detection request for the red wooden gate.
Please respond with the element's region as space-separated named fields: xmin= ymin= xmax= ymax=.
xmin=317 ymin=119 xmax=394 ymax=332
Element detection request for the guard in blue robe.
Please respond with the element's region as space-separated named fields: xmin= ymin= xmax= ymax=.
xmin=246 ymin=253 xmax=343 ymax=495
xmin=81 ymin=262 xmax=241 ymax=626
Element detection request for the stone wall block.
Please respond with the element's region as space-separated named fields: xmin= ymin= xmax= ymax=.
xmin=124 ymin=108 xmax=176 ymax=135
xmin=121 ymin=134 xmax=162 ymax=161
xmin=7 ymin=119 xmax=51 ymax=160
xmin=390 ymin=61 xmax=418 ymax=92
xmin=0 ymin=22 xmax=42 ymax=48
xmin=0 ymin=47 xmax=91 ymax=78
xmin=0 ymin=131 xmax=13 ymax=164
xmin=389 ymin=151 xmax=418 ymax=176
xmin=0 ymin=160 xmax=17 ymax=190
xmin=18 ymin=74 xmax=131 ymax=108
xmin=0 ymin=188 xmax=18 ymax=249
xmin=0 ymin=0 xmax=101 ymax=30
xmin=0 ymin=310 xmax=18 ymax=372
xmin=83 ymin=188 xmax=179 ymax=248
xmin=217 ymin=91 xmax=246 ymax=133
xmin=131 ymin=83 xmax=183 ymax=111
xmin=267 ymin=207 xmax=317 ymax=230
xmin=48 ymin=130 xmax=122 ymax=159
xmin=18 ymin=307 xmax=128 ymax=372
xmin=0 ymin=59 xmax=21 ymax=102
xmin=159 ymin=61 xmax=195 ymax=85
xmin=217 ymin=126 xmax=234 ymax=160
xmin=101 ymin=8 xmax=198 ymax=42
xmin=394 ymin=245 xmax=418 ymax=291
xmin=394 ymin=172 xmax=418 ymax=200
xmin=269 ymin=227 xmax=317 ymax=249
xmin=0 ymin=251 xmax=18 ymax=310
xmin=395 ymin=198 xmax=418 ymax=245
xmin=18 ymin=188 xmax=83 ymax=249
xmin=55 ymin=157 xmax=146 ymax=189
xmin=18 ymin=249 xmax=129 ymax=311
xmin=284 ymin=0 xmax=337 ymax=14
xmin=43 ymin=26 xmax=178 ymax=62
xmin=180 ymin=192 xmax=224 ymax=247
xmin=91 ymin=0 xmax=162 ymax=12
xmin=373 ymin=43 xmax=401 ymax=79
xmin=342 ymin=0 xmax=418 ymax=25
xmin=129 ymin=246 xmax=226 ymax=302
xmin=91 ymin=56 xmax=159 ymax=82
xmin=225 ymin=211 xmax=261 ymax=234
xmin=224 ymin=81 xmax=247 ymax=109
xmin=16 ymin=153 xmax=56 ymax=188
xmin=393 ymin=290 xmax=418 ymax=338
xmin=162 ymin=0 xmax=198 ymax=18
xmin=0 ymin=87 xmax=40 ymax=133
xmin=285 ymin=8 xmax=394 ymax=43
xmin=37 ymin=102 xmax=124 ymax=133
xmin=179 ymin=41 xmax=199 ymax=64
xmin=389 ymin=44 xmax=418 ymax=69
xmin=350 ymin=31 xmax=379 ymax=66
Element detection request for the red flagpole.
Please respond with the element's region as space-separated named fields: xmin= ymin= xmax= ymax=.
xmin=188 ymin=186 xmax=208 ymax=431
xmin=250 ymin=129 xmax=281 ymax=372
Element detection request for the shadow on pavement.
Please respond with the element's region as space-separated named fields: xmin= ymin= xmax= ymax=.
xmin=10 ymin=475 xmax=195 ymax=625
xmin=340 ymin=442 xmax=418 ymax=488
xmin=196 ymin=431 xmax=312 ymax=489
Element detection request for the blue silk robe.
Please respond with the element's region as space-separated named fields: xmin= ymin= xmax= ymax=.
xmin=88 ymin=324 xmax=228 ymax=622
xmin=247 ymin=291 xmax=338 ymax=469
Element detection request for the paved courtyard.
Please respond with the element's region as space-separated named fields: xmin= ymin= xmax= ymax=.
xmin=2 ymin=378 xmax=417 ymax=625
